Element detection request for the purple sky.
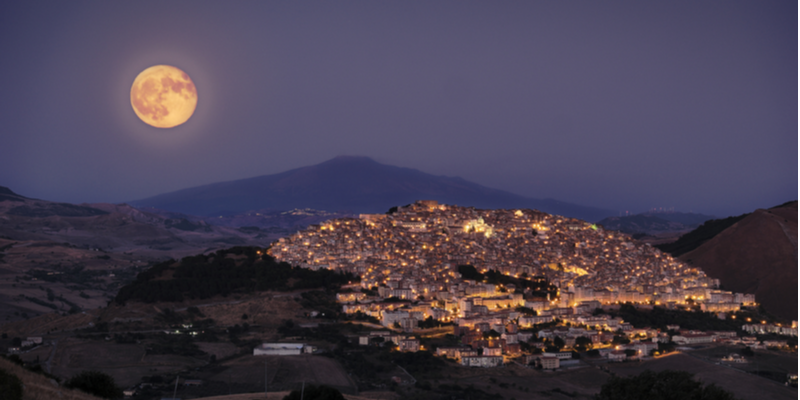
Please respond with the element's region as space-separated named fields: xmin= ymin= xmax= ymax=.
xmin=0 ymin=1 xmax=796 ymax=217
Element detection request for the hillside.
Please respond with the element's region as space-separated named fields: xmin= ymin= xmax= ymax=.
xmin=272 ymin=201 xmax=728 ymax=309
xmin=0 ymin=356 xmax=103 ymax=400
xmin=678 ymin=202 xmax=797 ymax=320
xmin=0 ymin=187 xmax=273 ymax=324
xmin=130 ymin=156 xmax=614 ymax=222
xmin=113 ymin=246 xmax=356 ymax=304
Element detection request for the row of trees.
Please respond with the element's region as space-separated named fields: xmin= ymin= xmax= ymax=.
xmin=601 ymin=304 xmax=750 ymax=332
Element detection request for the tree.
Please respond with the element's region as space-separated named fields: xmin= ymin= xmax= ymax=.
xmin=597 ymin=370 xmax=736 ymax=400
xmin=370 ymin=336 xmax=385 ymax=345
xmin=0 ymin=368 xmax=23 ymax=400
xmin=612 ymin=335 xmax=630 ymax=345
xmin=574 ymin=336 xmax=593 ymax=351
xmin=283 ymin=384 xmax=345 ymax=400
xmin=553 ymin=336 xmax=565 ymax=350
xmin=483 ymin=329 xmax=501 ymax=339
xmin=64 ymin=371 xmax=123 ymax=399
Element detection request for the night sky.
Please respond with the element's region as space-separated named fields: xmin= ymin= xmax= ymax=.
xmin=0 ymin=1 xmax=796 ymax=218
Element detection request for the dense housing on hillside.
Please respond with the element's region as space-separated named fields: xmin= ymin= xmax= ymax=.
xmin=271 ymin=201 xmax=781 ymax=367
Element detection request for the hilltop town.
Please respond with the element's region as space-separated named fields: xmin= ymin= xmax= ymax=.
xmin=271 ymin=201 xmax=794 ymax=368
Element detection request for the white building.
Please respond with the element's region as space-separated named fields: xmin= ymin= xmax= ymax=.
xmin=253 ymin=343 xmax=305 ymax=356
xmin=461 ymin=355 xmax=503 ymax=368
xmin=671 ymin=334 xmax=714 ymax=345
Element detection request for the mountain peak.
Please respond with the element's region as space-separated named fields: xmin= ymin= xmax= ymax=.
xmin=131 ymin=158 xmax=614 ymax=221
xmin=321 ymin=155 xmax=379 ymax=166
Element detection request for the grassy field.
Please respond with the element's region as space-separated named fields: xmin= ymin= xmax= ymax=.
xmin=206 ymin=354 xmax=357 ymax=395
xmin=605 ymin=352 xmax=797 ymax=400
xmin=44 ymin=337 xmax=206 ymax=387
xmin=192 ymin=391 xmax=400 ymax=400
xmin=689 ymin=345 xmax=798 ymax=382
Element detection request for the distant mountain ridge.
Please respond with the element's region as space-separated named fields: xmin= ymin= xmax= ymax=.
xmin=598 ymin=211 xmax=715 ymax=236
xmin=130 ymin=156 xmax=614 ymax=222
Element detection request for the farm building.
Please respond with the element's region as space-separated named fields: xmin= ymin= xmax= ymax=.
xmin=253 ymin=343 xmax=305 ymax=356
xmin=460 ymin=355 xmax=503 ymax=368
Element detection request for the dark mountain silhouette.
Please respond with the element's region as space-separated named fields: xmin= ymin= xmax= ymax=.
xmin=130 ymin=156 xmax=614 ymax=221
xmin=642 ymin=211 xmax=715 ymax=227
xmin=0 ymin=185 xmax=27 ymax=202
xmin=598 ymin=211 xmax=715 ymax=236
xmin=676 ymin=201 xmax=797 ymax=320
xmin=597 ymin=214 xmax=687 ymax=235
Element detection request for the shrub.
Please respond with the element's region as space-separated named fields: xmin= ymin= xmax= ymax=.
xmin=64 ymin=370 xmax=123 ymax=399
xmin=0 ymin=368 xmax=23 ymax=400
xmin=282 ymin=384 xmax=345 ymax=400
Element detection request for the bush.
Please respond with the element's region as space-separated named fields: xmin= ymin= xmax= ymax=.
xmin=0 ymin=368 xmax=23 ymax=400
xmin=283 ymin=384 xmax=345 ymax=400
xmin=64 ymin=370 xmax=123 ymax=399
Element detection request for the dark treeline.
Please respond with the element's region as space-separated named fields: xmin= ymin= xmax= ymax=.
xmin=457 ymin=264 xmax=557 ymax=298
xmin=115 ymin=246 xmax=358 ymax=304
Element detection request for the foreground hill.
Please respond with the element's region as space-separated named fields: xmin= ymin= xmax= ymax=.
xmin=0 ymin=356 xmax=103 ymax=400
xmin=678 ymin=202 xmax=797 ymax=320
xmin=131 ymin=156 xmax=614 ymax=222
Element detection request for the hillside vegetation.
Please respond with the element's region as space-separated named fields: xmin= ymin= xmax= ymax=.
xmin=114 ymin=246 xmax=358 ymax=304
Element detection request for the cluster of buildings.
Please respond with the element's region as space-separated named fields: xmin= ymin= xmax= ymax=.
xmin=273 ymin=201 xmax=757 ymax=324
xmin=269 ymin=201 xmax=784 ymax=368
xmin=742 ymin=322 xmax=798 ymax=337
xmin=7 ymin=336 xmax=42 ymax=354
xmin=253 ymin=342 xmax=315 ymax=355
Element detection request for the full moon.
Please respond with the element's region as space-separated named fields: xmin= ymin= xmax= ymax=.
xmin=130 ymin=65 xmax=197 ymax=128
